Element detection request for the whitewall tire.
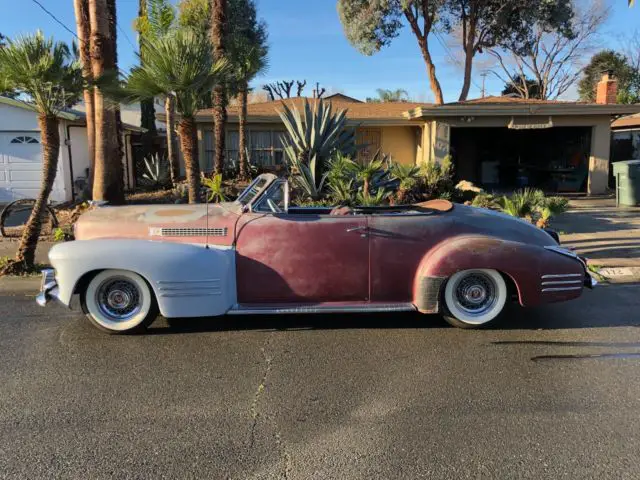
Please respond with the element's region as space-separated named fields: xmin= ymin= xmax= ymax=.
xmin=81 ymin=269 xmax=158 ymax=333
xmin=442 ymin=269 xmax=507 ymax=328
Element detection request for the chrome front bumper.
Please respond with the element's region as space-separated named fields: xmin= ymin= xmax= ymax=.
xmin=36 ymin=268 xmax=62 ymax=307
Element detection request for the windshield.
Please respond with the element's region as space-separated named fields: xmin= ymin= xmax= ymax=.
xmin=235 ymin=174 xmax=275 ymax=206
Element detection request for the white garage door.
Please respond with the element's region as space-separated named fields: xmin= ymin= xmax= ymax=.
xmin=0 ymin=132 xmax=65 ymax=203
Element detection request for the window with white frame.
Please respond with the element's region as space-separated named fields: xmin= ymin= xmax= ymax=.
xmin=10 ymin=136 xmax=39 ymax=144
xmin=204 ymin=129 xmax=285 ymax=171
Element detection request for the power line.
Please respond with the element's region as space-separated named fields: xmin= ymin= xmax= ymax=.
xmin=30 ymin=0 xmax=78 ymax=39
xmin=117 ymin=23 xmax=137 ymax=51
xmin=29 ymin=0 xmax=137 ymax=54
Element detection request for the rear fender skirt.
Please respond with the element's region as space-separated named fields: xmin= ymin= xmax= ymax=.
xmin=413 ymin=235 xmax=584 ymax=308
xmin=48 ymin=239 xmax=236 ymax=317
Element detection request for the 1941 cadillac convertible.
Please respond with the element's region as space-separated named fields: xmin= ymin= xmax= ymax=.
xmin=37 ymin=173 xmax=596 ymax=333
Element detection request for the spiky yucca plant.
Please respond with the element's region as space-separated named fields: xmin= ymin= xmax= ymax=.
xmin=279 ymin=99 xmax=356 ymax=200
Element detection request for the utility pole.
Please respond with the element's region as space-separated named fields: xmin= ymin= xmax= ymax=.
xmin=480 ymin=72 xmax=488 ymax=98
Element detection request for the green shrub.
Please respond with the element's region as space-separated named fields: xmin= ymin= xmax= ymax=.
xmin=495 ymin=188 xmax=569 ymax=228
xmin=53 ymin=226 xmax=74 ymax=242
xmin=201 ymin=173 xmax=226 ymax=203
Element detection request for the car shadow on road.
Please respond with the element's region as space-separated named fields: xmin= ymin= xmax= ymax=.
xmin=146 ymin=303 xmax=640 ymax=335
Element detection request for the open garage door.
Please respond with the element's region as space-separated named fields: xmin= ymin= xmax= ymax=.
xmin=450 ymin=127 xmax=591 ymax=193
xmin=0 ymin=132 xmax=65 ymax=203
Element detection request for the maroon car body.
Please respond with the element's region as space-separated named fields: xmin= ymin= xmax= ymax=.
xmin=41 ymin=174 xmax=594 ymax=332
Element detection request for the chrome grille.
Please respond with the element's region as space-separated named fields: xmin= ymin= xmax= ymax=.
xmin=150 ymin=227 xmax=228 ymax=237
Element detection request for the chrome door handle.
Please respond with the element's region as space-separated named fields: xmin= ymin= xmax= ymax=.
xmin=346 ymin=226 xmax=367 ymax=232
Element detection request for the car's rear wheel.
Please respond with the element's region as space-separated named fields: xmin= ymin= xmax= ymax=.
xmin=442 ymin=269 xmax=507 ymax=329
xmin=81 ymin=269 xmax=158 ymax=334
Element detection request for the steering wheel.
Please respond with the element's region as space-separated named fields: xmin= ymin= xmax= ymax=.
xmin=267 ymin=199 xmax=283 ymax=213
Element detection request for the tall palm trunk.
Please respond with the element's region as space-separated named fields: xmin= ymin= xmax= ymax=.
xmin=107 ymin=0 xmax=125 ymax=195
xmin=89 ymin=0 xmax=124 ymax=203
xmin=73 ymin=0 xmax=95 ymax=193
xmin=177 ymin=117 xmax=201 ymax=204
xmin=138 ymin=0 xmax=157 ymax=158
xmin=211 ymin=0 xmax=227 ymax=176
xmin=12 ymin=115 xmax=60 ymax=271
xmin=165 ymin=96 xmax=179 ymax=185
xmin=238 ymin=83 xmax=249 ymax=179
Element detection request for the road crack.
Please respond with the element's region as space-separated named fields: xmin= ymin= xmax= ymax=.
xmin=248 ymin=336 xmax=292 ymax=479
xmin=249 ymin=339 xmax=273 ymax=448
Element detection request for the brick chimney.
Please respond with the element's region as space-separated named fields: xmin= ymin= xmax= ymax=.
xmin=596 ymin=70 xmax=618 ymax=104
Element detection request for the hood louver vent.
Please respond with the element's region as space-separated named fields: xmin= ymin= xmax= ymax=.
xmin=150 ymin=227 xmax=228 ymax=237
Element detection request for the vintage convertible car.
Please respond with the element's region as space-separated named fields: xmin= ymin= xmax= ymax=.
xmin=37 ymin=173 xmax=595 ymax=333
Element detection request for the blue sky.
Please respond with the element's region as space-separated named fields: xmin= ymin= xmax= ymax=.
xmin=3 ymin=0 xmax=639 ymax=102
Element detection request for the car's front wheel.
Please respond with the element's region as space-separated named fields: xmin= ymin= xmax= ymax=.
xmin=442 ymin=269 xmax=507 ymax=328
xmin=81 ymin=269 xmax=158 ymax=334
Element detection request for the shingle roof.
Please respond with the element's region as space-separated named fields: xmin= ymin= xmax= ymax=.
xmin=612 ymin=113 xmax=640 ymax=129
xmin=195 ymin=96 xmax=431 ymax=122
xmin=443 ymin=95 xmax=577 ymax=106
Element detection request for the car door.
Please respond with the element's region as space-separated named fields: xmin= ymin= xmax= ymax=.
xmin=235 ymin=212 xmax=370 ymax=304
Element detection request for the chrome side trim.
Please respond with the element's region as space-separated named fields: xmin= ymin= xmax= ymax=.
xmin=541 ymin=286 xmax=583 ymax=293
xmin=541 ymin=273 xmax=582 ymax=279
xmin=228 ymin=303 xmax=417 ymax=315
xmin=160 ymin=292 xmax=222 ymax=298
xmin=541 ymin=280 xmax=583 ymax=286
xmin=544 ymin=245 xmax=579 ymax=259
xmin=156 ymin=279 xmax=222 ymax=297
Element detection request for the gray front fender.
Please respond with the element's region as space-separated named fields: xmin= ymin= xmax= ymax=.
xmin=49 ymin=239 xmax=236 ymax=318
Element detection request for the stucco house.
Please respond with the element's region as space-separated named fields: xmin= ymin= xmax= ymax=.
xmin=0 ymin=96 xmax=142 ymax=204
xmin=192 ymin=74 xmax=639 ymax=195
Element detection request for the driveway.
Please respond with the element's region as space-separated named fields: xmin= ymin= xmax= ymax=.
xmin=554 ymin=196 xmax=640 ymax=267
xmin=1 ymin=279 xmax=639 ymax=479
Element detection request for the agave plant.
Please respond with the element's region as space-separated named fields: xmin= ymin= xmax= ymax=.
xmin=279 ymin=99 xmax=357 ymax=200
xmin=140 ymin=154 xmax=171 ymax=188
xmin=287 ymin=154 xmax=330 ymax=201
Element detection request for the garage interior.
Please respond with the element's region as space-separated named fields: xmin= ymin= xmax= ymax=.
xmin=450 ymin=127 xmax=592 ymax=193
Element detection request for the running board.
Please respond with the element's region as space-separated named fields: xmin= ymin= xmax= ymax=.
xmin=228 ymin=303 xmax=417 ymax=315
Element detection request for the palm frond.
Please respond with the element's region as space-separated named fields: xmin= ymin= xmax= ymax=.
xmin=123 ymin=29 xmax=229 ymax=118
xmin=0 ymin=31 xmax=82 ymax=115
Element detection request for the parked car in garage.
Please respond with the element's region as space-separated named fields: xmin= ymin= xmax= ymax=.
xmin=37 ymin=173 xmax=596 ymax=333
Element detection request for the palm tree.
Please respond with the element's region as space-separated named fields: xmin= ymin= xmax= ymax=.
xmin=0 ymin=33 xmax=82 ymax=274
xmin=353 ymin=157 xmax=384 ymax=198
xmin=232 ymin=45 xmax=268 ymax=179
xmin=368 ymin=88 xmax=410 ymax=103
xmin=72 ymin=0 xmax=96 ymax=190
xmin=123 ymin=29 xmax=228 ymax=203
xmin=88 ymin=0 xmax=124 ymax=204
xmin=211 ymin=0 xmax=227 ymax=176
xmin=135 ymin=0 xmax=179 ymax=184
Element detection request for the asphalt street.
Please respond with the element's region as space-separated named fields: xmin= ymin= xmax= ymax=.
xmin=1 ymin=280 xmax=639 ymax=479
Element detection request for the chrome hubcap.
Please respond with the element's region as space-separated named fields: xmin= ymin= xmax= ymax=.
xmin=453 ymin=273 xmax=497 ymax=317
xmin=96 ymin=278 xmax=142 ymax=321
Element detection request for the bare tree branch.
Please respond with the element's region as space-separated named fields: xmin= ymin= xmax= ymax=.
xmin=487 ymin=0 xmax=608 ymax=99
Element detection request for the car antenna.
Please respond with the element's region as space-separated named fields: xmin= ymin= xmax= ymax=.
xmin=205 ymin=188 xmax=210 ymax=250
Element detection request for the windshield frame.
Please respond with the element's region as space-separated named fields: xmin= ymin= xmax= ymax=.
xmin=235 ymin=173 xmax=278 ymax=207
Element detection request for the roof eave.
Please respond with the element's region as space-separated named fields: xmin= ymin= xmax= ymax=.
xmin=404 ymin=104 xmax=640 ymax=119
